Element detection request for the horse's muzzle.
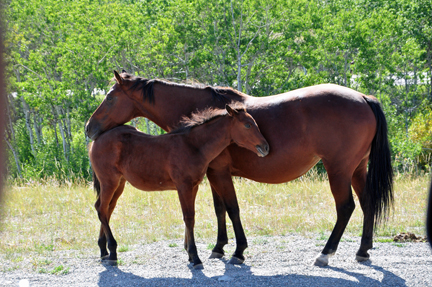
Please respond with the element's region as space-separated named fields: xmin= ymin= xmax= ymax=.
xmin=256 ymin=144 xmax=270 ymax=157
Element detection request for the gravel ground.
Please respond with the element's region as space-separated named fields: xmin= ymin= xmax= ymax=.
xmin=1 ymin=234 xmax=431 ymax=286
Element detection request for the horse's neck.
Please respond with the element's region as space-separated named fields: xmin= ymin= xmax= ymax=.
xmin=133 ymin=82 xmax=248 ymax=131
xmin=187 ymin=117 xmax=233 ymax=162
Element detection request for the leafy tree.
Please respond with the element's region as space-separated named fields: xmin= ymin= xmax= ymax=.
xmin=3 ymin=0 xmax=432 ymax=180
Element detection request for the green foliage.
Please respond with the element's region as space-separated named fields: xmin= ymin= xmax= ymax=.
xmin=408 ymin=107 xmax=432 ymax=171
xmin=4 ymin=0 xmax=432 ymax=181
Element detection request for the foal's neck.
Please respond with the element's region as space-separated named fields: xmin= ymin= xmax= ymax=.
xmin=187 ymin=116 xmax=233 ymax=162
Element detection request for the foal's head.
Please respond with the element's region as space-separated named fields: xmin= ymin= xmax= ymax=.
xmin=225 ymin=105 xmax=269 ymax=157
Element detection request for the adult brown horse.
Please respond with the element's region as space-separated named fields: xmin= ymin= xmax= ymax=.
xmin=89 ymin=105 xmax=269 ymax=268
xmin=86 ymin=71 xmax=393 ymax=266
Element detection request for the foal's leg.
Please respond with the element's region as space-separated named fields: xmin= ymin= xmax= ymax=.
xmin=95 ymin=197 xmax=109 ymax=259
xmin=95 ymin=177 xmax=124 ymax=263
xmin=314 ymin=165 xmax=355 ymax=267
xmin=207 ymin=167 xmax=247 ymax=264
xmin=351 ymin=158 xmax=374 ymax=262
xmin=96 ymin=178 xmax=127 ymax=260
xmin=177 ymin=184 xmax=202 ymax=269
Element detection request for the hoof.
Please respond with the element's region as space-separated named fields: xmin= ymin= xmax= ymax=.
xmin=101 ymin=259 xmax=118 ymax=266
xmin=356 ymin=254 xmax=370 ymax=262
xmin=209 ymin=252 xmax=224 ymax=259
xmin=101 ymin=255 xmax=110 ymax=260
xmin=228 ymin=256 xmax=244 ymax=265
xmin=193 ymin=263 xmax=204 ymax=270
xmin=313 ymin=253 xmax=329 ymax=267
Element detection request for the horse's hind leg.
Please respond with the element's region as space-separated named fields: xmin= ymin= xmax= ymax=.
xmin=351 ymin=158 xmax=373 ymax=261
xmin=314 ymin=164 xmax=355 ymax=267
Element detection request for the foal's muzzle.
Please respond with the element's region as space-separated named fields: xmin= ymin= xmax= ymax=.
xmin=256 ymin=144 xmax=270 ymax=157
xmin=85 ymin=121 xmax=101 ymax=141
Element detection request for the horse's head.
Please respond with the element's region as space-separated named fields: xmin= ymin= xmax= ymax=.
xmin=227 ymin=105 xmax=269 ymax=157
xmin=85 ymin=71 xmax=139 ymax=140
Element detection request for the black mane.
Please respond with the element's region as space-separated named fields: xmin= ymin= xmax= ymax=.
xmin=117 ymin=73 xmax=243 ymax=104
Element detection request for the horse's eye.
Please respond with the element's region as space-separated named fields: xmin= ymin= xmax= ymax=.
xmin=245 ymin=123 xmax=251 ymax=129
xmin=106 ymin=96 xmax=112 ymax=101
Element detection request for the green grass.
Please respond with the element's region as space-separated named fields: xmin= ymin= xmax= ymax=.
xmin=0 ymin=173 xmax=429 ymax=270
xmin=38 ymin=265 xmax=70 ymax=275
xmin=118 ymin=245 xmax=130 ymax=252
xmin=374 ymin=237 xmax=394 ymax=243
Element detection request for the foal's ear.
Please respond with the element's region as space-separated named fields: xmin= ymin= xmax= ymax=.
xmin=114 ymin=70 xmax=124 ymax=85
xmin=122 ymin=69 xmax=127 ymax=73
xmin=226 ymin=104 xmax=238 ymax=116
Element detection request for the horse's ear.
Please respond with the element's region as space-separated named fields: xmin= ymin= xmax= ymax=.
xmin=114 ymin=70 xmax=123 ymax=85
xmin=122 ymin=69 xmax=127 ymax=73
xmin=226 ymin=104 xmax=237 ymax=116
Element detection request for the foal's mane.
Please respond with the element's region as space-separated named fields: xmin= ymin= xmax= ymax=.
xmin=114 ymin=73 xmax=243 ymax=104
xmin=170 ymin=104 xmax=246 ymax=135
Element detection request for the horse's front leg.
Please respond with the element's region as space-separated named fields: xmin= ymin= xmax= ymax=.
xmin=208 ymin=186 xmax=228 ymax=259
xmin=207 ymin=167 xmax=247 ymax=265
xmin=177 ymin=185 xmax=203 ymax=269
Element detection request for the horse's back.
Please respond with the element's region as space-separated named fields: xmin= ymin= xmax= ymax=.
xmin=226 ymin=84 xmax=377 ymax=182
xmin=249 ymin=83 xmax=376 ymax=148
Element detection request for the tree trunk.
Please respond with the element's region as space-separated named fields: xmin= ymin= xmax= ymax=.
xmin=427 ymin=44 xmax=432 ymax=101
xmin=4 ymin=136 xmax=22 ymax=178
xmin=5 ymin=101 xmax=22 ymax=178
xmin=66 ymin=107 xmax=73 ymax=154
xmin=56 ymin=106 xmax=69 ymax=162
xmin=343 ymin=52 xmax=349 ymax=87
xmin=32 ymin=109 xmax=42 ymax=145
xmin=85 ymin=129 xmax=91 ymax=170
xmin=22 ymin=97 xmax=36 ymax=155
xmin=232 ymin=0 xmax=243 ymax=92
xmin=59 ymin=119 xmax=68 ymax=162
xmin=53 ymin=106 xmax=68 ymax=161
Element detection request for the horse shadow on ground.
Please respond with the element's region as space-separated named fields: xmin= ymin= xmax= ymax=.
xmin=327 ymin=261 xmax=407 ymax=287
xmin=97 ymin=259 xmax=407 ymax=287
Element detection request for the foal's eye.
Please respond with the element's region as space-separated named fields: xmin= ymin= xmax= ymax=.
xmin=106 ymin=96 xmax=113 ymax=101
xmin=244 ymin=123 xmax=251 ymax=129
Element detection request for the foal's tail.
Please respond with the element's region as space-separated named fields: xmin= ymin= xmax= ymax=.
xmin=93 ymin=169 xmax=101 ymax=199
xmin=363 ymin=96 xmax=394 ymax=225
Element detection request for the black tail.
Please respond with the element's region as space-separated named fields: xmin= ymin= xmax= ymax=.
xmin=427 ymin=177 xmax=432 ymax=248
xmin=93 ymin=169 xmax=101 ymax=199
xmin=364 ymin=96 xmax=394 ymax=225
